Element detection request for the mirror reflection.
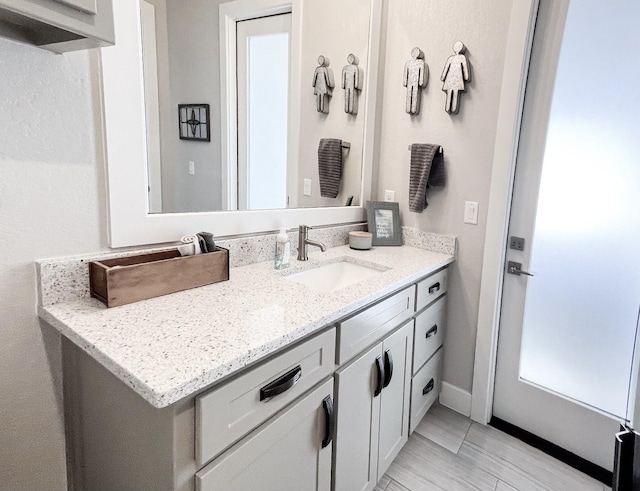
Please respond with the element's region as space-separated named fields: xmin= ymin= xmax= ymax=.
xmin=139 ymin=0 xmax=373 ymax=214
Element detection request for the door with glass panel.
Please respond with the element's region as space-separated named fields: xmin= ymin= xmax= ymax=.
xmin=493 ymin=0 xmax=640 ymax=471
xmin=236 ymin=13 xmax=291 ymax=211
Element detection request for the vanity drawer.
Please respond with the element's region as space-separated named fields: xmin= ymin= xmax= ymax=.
xmin=336 ymin=286 xmax=415 ymax=364
xmin=409 ymin=348 xmax=442 ymax=433
xmin=413 ymin=296 xmax=446 ymax=375
xmin=415 ymin=268 xmax=448 ymax=312
xmin=196 ymin=328 xmax=336 ymax=467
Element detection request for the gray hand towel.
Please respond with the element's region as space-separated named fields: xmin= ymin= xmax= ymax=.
xmin=318 ymin=138 xmax=343 ymax=198
xmin=409 ymin=144 xmax=445 ymax=212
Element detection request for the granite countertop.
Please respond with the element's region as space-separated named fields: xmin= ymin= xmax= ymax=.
xmin=39 ymin=245 xmax=454 ymax=408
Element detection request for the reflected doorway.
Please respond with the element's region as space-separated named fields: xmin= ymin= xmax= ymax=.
xmin=236 ymin=13 xmax=291 ymax=210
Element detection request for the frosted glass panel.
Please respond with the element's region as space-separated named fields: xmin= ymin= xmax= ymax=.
xmin=247 ymin=33 xmax=289 ymax=210
xmin=519 ymin=0 xmax=640 ymax=418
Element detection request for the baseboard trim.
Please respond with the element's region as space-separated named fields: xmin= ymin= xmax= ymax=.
xmin=439 ymin=382 xmax=472 ymax=417
xmin=489 ymin=416 xmax=613 ymax=486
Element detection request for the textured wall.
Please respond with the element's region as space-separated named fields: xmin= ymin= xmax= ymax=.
xmin=0 ymin=40 xmax=108 ymax=489
xmin=376 ymin=0 xmax=513 ymax=393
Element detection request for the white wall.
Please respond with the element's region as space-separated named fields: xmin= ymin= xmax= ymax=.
xmin=0 ymin=40 xmax=108 ymax=489
xmin=376 ymin=0 xmax=513 ymax=394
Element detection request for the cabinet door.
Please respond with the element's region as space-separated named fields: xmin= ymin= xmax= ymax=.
xmin=377 ymin=320 xmax=413 ymax=479
xmin=334 ymin=343 xmax=382 ymax=491
xmin=196 ymin=379 xmax=334 ymax=491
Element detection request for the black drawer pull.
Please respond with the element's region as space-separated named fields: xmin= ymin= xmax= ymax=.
xmin=422 ymin=378 xmax=435 ymax=396
xmin=383 ymin=349 xmax=393 ymax=388
xmin=374 ymin=356 xmax=385 ymax=397
xmin=426 ymin=324 xmax=438 ymax=338
xmin=259 ymin=365 xmax=302 ymax=401
xmin=321 ymin=395 xmax=334 ymax=448
xmin=428 ymin=282 xmax=441 ymax=294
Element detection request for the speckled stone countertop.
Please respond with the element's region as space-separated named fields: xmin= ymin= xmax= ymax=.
xmin=39 ymin=245 xmax=453 ymax=408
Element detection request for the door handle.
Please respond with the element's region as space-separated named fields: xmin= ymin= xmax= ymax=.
xmin=507 ymin=261 xmax=534 ymax=277
xmin=321 ymin=395 xmax=334 ymax=448
xmin=374 ymin=355 xmax=385 ymax=397
xmin=382 ymin=349 xmax=393 ymax=388
xmin=259 ymin=365 xmax=302 ymax=401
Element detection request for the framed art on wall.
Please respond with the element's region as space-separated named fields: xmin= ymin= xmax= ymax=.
xmin=178 ymin=104 xmax=211 ymax=141
xmin=367 ymin=201 xmax=401 ymax=246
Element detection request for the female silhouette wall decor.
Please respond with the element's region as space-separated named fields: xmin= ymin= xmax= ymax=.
xmin=312 ymin=55 xmax=335 ymax=114
xmin=440 ymin=41 xmax=470 ymax=114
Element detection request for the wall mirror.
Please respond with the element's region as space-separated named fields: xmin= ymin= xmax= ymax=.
xmin=102 ymin=0 xmax=382 ymax=247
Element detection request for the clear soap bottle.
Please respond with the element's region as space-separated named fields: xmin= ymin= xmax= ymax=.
xmin=275 ymin=228 xmax=291 ymax=269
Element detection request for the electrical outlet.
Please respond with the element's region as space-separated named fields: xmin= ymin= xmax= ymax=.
xmin=188 ymin=161 xmax=195 ymax=175
xmin=384 ymin=190 xmax=395 ymax=202
xmin=303 ymin=179 xmax=312 ymax=196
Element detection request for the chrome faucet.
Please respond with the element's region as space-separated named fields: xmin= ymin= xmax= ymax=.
xmin=297 ymin=225 xmax=327 ymax=261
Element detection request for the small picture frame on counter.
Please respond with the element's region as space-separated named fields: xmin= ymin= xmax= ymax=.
xmin=366 ymin=201 xmax=402 ymax=246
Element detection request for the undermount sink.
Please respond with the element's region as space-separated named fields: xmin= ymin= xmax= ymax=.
xmin=284 ymin=258 xmax=388 ymax=293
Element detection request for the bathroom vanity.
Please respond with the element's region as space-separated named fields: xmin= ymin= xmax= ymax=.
xmin=39 ymin=241 xmax=453 ymax=490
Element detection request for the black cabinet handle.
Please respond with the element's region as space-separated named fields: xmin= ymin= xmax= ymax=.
xmin=321 ymin=395 xmax=334 ymax=448
xmin=383 ymin=349 xmax=393 ymax=388
xmin=422 ymin=378 xmax=435 ymax=396
xmin=374 ymin=356 xmax=385 ymax=397
xmin=259 ymin=365 xmax=302 ymax=401
xmin=426 ymin=324 xmax=438 ymax=338
xmin=428 ymin=282 xmax=441 ymax=294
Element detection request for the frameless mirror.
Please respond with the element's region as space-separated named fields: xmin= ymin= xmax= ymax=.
xmin=102 ymin=0 xmax=381 ymax=246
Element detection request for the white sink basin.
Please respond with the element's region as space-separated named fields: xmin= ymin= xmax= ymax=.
xmin=285 ymin=259 xmax=387 ymax=293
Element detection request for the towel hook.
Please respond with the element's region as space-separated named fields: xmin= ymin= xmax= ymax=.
xmin=407 ymin=145 xmax=443 ymax=154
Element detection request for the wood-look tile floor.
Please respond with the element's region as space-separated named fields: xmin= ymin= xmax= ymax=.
xmin=375 ymin=403 xmax=612 ymax=491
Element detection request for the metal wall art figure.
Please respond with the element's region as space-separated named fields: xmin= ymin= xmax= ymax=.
xmin=441 ymin=41 xmax=470 ymax=114
xmin=403 ymin=47 xmax=428 ymax=115
xmin=312 ymin=55 xmax=335 ymax=114
xmin=342 ymin=54 xmax=363 ymax=115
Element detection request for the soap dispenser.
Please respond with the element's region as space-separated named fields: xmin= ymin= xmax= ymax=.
xmin=275 ymin=228 xmax=291 ymax=269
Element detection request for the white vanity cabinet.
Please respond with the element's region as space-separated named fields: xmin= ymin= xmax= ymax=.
xmin=59 ymin=261 xmax=451 ymax=491
xmin=409 ymin=272 xmax=448 ymax=433
xmin=333 ymin=284 xmax=416 ymax=491
xmin=0 ymin=0 xmax=114 ymax=52
xmin=63 ymin=329 xmax=336 ymax=491
xmin=334 ymin=321 xmax=413 ymax=491
xmin=196 ymin=379 xmax=334 ymax=491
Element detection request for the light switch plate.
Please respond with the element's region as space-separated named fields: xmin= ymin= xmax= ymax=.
xmin=188 ymin=161 xmax=195 ymax=175
xmin=303 ymin=179 xmax=312 ymax=196
xmin=384 ymin=190 xmax=395 ymax=202
xmin=464 ymin=201 xmax=478 ymax=224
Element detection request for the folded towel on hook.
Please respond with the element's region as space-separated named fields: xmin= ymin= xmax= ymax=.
xmin=318 ymin=138 xmax=343 ymax=198
xmin=409 ymin=144 xmax=445 ymax=212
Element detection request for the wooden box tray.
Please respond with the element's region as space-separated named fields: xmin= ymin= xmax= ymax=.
xmin=89 ymin=247 xmax=229 ymax=307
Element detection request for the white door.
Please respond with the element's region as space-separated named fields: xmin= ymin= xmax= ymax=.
xmin=236 ymin=13 xmax=291 ymax=211
xmin=493 ymin=0 xmax=640 ymax=471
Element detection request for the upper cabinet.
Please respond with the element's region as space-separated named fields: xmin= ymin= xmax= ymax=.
xmin=0 ymin=0 xmax=114 ymax=52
